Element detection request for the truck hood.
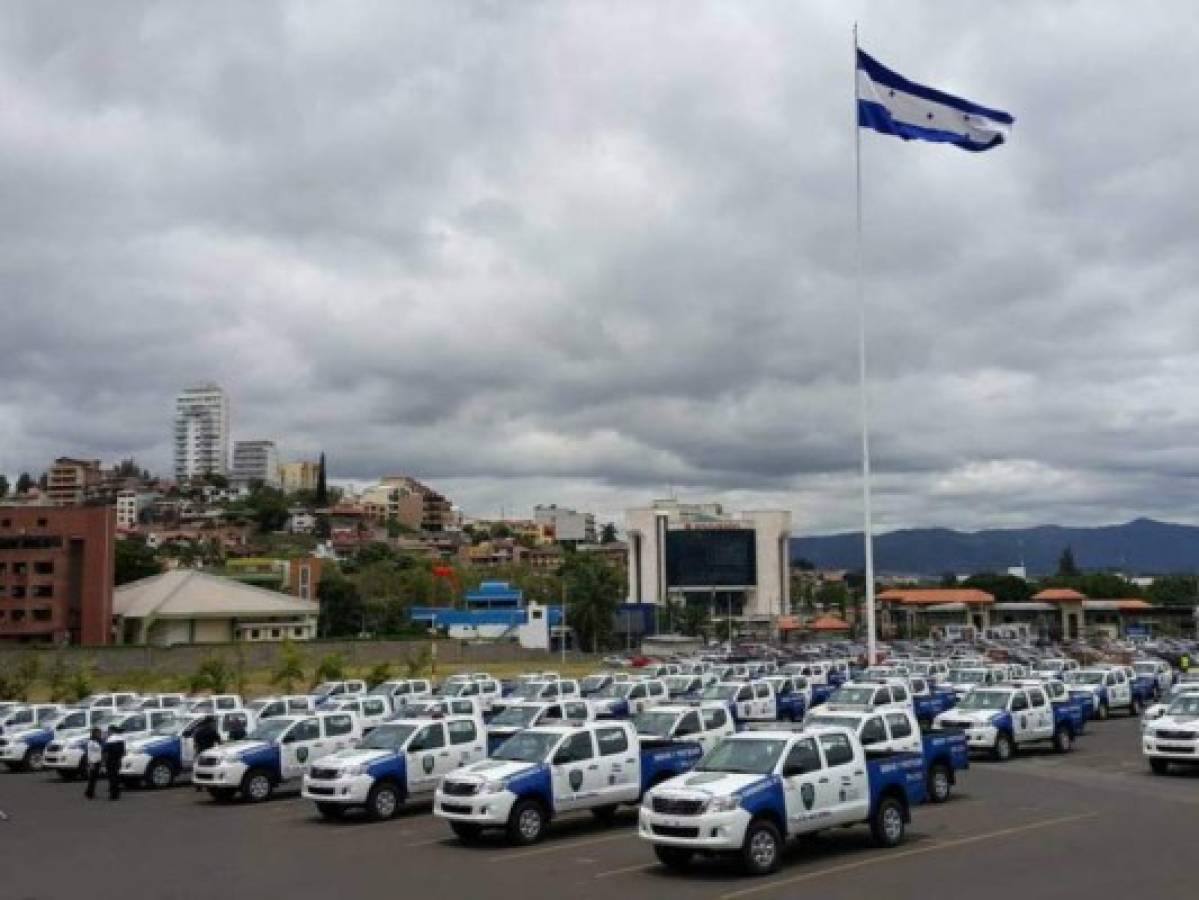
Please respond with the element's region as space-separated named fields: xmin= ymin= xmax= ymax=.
xmin=219 ymin=739 xmax=275 ymax=757
xmin=1 ymin=726 xmax=49 ymax=743
xmin=939 ymin=709 xmax=1001 ymax=725
xmin=656 ymin=771 xmax=769 ymax=799
xmin=318 ymin=748 xmax=394 ymax=768
xmin=449 ymin=759 xmax=538 ymax=783
xmin=1148 ymin=715 xmax=1199 ymax=731
xmin=125 ymin=734 xmax=179 ymax=754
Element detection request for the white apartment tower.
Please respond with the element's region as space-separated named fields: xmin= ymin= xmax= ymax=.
xmin=231 ymin=440 xmax=280 ymax=488
xmin=174 ymin=383 xmax=230 ymax=482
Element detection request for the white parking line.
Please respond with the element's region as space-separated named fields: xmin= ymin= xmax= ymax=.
xmin=487 ymin=831 xmax=636 ymax=863
xmin=593 ymin=862 xmax=655 ymax=879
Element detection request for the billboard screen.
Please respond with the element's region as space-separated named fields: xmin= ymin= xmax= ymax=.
xmin=665 ymin=529 xmax=757 ymax=588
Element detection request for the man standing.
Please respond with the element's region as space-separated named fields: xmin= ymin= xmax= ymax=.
xmin=192 ymin=716 xmax=220 ymax=792
xmin=102 ymin=725 xmax=126 ymax=801
xmin=83 ymin=727 xmax=104 ymax=800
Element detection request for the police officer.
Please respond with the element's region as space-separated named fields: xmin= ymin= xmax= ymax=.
xmin=227 ymin=716 xmax=247 ymax=742
xmin=83 ymin=727 xmax=104 ymax=800
xmin=102 ymin=725 xmax=126 ymax=801
xmin=192 ymin=716 xmax=220 ymax=792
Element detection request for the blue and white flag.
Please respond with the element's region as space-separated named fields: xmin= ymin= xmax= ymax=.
xmin=857 ymin=48 xmax=1013 ymax=152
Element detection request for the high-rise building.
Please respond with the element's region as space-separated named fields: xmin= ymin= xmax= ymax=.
xmin=45 ymin=457 xmax=103 ymax=506
xmin=0 ymin=505 xmax=115 ymax=645
xmin=279 ymin=461 xmax=319 ymax=493
xmin=534 ymin=504 xmax=597 ymax=544
xmin=173 ymin=384 xmax=230 ymax=482
xmin=231 ymin=440 xmax=280 ymax=488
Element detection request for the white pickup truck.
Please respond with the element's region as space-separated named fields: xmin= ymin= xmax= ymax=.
xmin=44 ymin=709 xmax=178 ymax=777
xmin=633 ymin=704 xmax=736 ymax=754
xmin=1142 ymin=692 xmax=1199 ymax=775
xmin=303 ymin=715 xmax=488 ymax=819
xmin=639 ymin=726 xmax=928 ymax=875
xmin=486 ymin=700 xmax=594 ymax=752
xmin=592 ymin=679 xmax=669 ymax=718
xmin=192 ymin=711 xmax=362 ymax=802
xmin=933 ymin=684 xmax=1076 ymax=759
xmin=246 ymin=695 xmax=315 ymax=721
xmin=368 ymin=679 xmax=433 ymax=713
xmin=120 ymin=709 xmax=254 ymax=788
xmin=317 ymin=696 xmax=392 ymax=733
xmin=434 ymin=721 xmax=703 ymax=844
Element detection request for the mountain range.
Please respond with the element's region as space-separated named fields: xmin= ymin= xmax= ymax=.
xmin=789 ymin=518 xmax=1199 ymax=576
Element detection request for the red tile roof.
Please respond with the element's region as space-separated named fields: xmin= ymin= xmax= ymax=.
xmin=1031 ymin=588 xmax=1087 ymax=602
xmin=808 ymin=615 xmax=851 ymax=632
xmin=876 ymin=588 xmax=994 ymax=606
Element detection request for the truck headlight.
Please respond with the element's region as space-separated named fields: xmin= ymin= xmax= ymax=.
xmin=479 ymin=779 xmax=506 ymax=794
xmin=341 ymin=764 xmax=366 ymax=776
xmin=705 ymin=795 xmax=740 ymax=813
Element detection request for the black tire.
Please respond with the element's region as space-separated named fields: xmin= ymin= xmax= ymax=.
xmin=58 ymin=767 xmax=80 ymax=782
xmin=366 ymin=781 xmax=402 ymax=821
xmin=242 ymin=768 xmax=273 ymax=803
xmin=870 ymin=796 xmax=906 ymax=848
xmin=590 ymin=804 xmax=620 ymax=825
xmin=451 ymin=821 xmax=483 ymax=843
xmin=24 ymin=747 xmax=45 ymax=772
xmin=993 ymin=732 xmax=1015 ymax=762
xmin=740 ymin=818 xmax=782 ymax=876
xmin=654 ymin=845 xmax=694 ymax=870
xmin=1097 ymin=701 xmax=1110 ymax=721
xmin=1052 ymin=726 xmax=1073 ymax=754
xmin=208 ymin=787 xmax=237 ymax=803
xmin=1149 ymin=757 xmax=1170 ymax=775
xmin=926 ymin=763 xmax=952 ymax=803
xmin=316 ymin=802 xmax=346 ymax=820
xmin=146 ymin=759 xmax=175 ymax=790
xmin=506 ymin=799 xmax=547 ymax=845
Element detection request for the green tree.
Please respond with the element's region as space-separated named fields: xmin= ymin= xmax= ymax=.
xmin=814 ymin=581 xmax=850 ymax=615
xmin=962 ymin=573 xmax=1033 ymax=604
xmin=246 ymin=486 xmax=290 ymax=532
xmin=365 ymin=661 xmax=393 ymax=688
xmin=0 ymin=652 xmax=42 ymax=700
xmin=1148 ymin=574 xmax=1199 ymax=606
xmin=600 ymin=522 xmax=619 ymax=544
xmin=46 ymin=654 xmax=72 ymax=702
xmin=65 ymin=665 xmax=94 ymax=703
xmin=318 ymin=568 xmax=365 ymax=637
xmin=1057 ymin=546 xmax=1080 ymax=577
xmin=313 ymin=652 xmax=347 ymax=685
xmin=271 ymin=639 xmax=307 ymax=693
xmin=15 ymin=471 xmax=33 ymax=494
xmin=185 ymin=655 xmax=232 ymax=694
xmin=405 ymin=645 xmax=433 ymax=679
xmin=115 ymin=537 xmax=163 ymax=585
xmin=679 ymin=601 xmax=711 ymax=639
xmin=562 ymin=553 xmax=624 ymax=651
xmin=315 ymin=452 xmax=328 ymax=506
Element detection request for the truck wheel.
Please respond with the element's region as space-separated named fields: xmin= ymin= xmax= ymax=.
xmin=590 ymin=804 xmax=620 ymax=825
xmin=242 ymin=769 xmax=273 ymax=803
xmin=1097 ymin=701 xmax=1110 ymax=721
xmin=366 ymin=782 xmax=401 ymax=821
xmin=1052 ymin=727 xmax=1072 ymax=754
xmin=146 ymin=759 xmax=175 ymax=789
xmin=1149 ymin=758 xmax=1170 ymax=776
xmin=451 ymin=822 xmax=483 ymax=843
xmin=1129 ymin=697 xmax=1142 ymax=717
xmin=926 ymin=763 xmax=951 ymax=803
xmin=316 ymin=802 xmax=346 ymax=820
xmin=507 ymin=799 xmax=547 ymax=845
xmin=24 ymin=748 xmax=45 ymax=772
xmin=992 ymin=732 xmax=1015 ymax=762
xmin=740 ymin=818 xmax=782 ymax=876
xmin=870 ymin=796 xmax=906 ymax=848
xmin=654 ymin=846 xmax=694 ymax=870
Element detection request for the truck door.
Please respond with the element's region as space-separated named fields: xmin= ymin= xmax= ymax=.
xmin=406 ymin=722 xmax=449 ymax=794
xmin=595 ymin=725 xmax=639 ymax=803
xmin=1108 ymin=671 xmax=1130 ymax=707
xmin=627 ymin=683 xmax=649 ymax=715
xmin=781 ymin=737 xmax=827 ymax=835
xmin=320 ymin=713 xmax=356 ymax=757
xmin=817 ymin=732 xmax=870 ymax=826
xmin=754 ymin=683 xmax=775 ymax=719
xmin=550 ymin=731 xmax=599 ymax=812
xmin=1027 ymin=688 xmax=1052 ymax=737
xmin=280 ymin=718 xmax=321 ymax=778
xmin=446 ymin=719 xmax=487 ymax=768
xmin=1008 ymin=691 xmax=1034 ymax=743
xmin=734 ymin=685 xmax=754 ymax=721
xmin=700 ymin=707 xmax=732 ymax=752
xmin=885 ymin=712 xmax=921 ymax=753
xmin=859 ymin=716 xmax=888 ymax=752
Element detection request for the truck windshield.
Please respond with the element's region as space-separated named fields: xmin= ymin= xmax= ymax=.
xmin=950 ymin=671 xmax=987 ymax=684
xmin=361 ymin=724 xmax=417 ymax=750
xmin=595 ymin=684 xmax=632 ymax=699
xmin=958 ymin=691 xmax=1011 ymax=711
xmin=490 ymin=706 xmax=541 ymax=728
xmin=700 ymin=685 xmax=739 ymax=701
xmin=580 ymin=677 xmax=608 ymax=693
xmin=633 ymin=710 xmax=680 ymax=738
xmin=313 ymin=683 xmax=339 ymax=696
xmin=492 ymin=731 xmax=560 ymax=762
xmin=249 ymin=719 xmax=293 ymax=743
xmin=829 ymin=687 xmax=876 ymax=706
xmin=665 ymin=677 xmax=695 ymax=694
xmin=805 ymin=714 xmax=861 ymax=729
xmin=696 ymin=738 xmax=787 ymax=775
xmin=1066 ymin=672 xmax=1106 ymax=685
xmin=152 ymin=719 xmax=186 ymax=737
xmin=1165 ymin=695 xmax=1199 ymax=717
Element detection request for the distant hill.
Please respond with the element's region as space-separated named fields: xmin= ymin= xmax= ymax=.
xmin=790 ymin=518 xmax=1199 ymax=576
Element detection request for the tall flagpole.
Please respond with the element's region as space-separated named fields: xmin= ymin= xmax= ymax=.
xmin=853 ymin=23 xmax=878 ymax=666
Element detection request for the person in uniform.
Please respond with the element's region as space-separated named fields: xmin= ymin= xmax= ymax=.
xmin=83 ymin=727 xmax=104 ymax=800
xmin=102 ymin=725 xmax=126 ymax=801
xmin=192 ymin=716 xmax=220 ymax=792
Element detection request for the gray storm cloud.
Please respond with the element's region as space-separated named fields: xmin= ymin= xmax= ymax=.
xmin=1 ymin=0 xmax=1198 ymax=532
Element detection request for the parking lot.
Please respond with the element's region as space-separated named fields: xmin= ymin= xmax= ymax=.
xmin=1 ymin=716 xmax=1194 ymax=900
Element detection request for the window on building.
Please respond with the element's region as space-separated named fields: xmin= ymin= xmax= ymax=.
xmin=0 ymin=562 xmax=6 ymax=574
xmin=11 ymin=610 xmax=24 ymax=621
xmin=36 ymin=518 xmax=47 ymax=527
xmin=32 ymin=585 xmax=52 ymax=598
xmin=12 ymin=586 xmax=26 ymax=599
xmin=271 ymin=628 xmax=281 ymax=638
xmin=32 ymin=608 xmax=52 ymax=622
xmin=293 ymin=627 xmax=303 ymax=637
xmin=34 ymin=561 xmax=53 ymax=576
xmin=13 ymin=563 xmax=27 ymax=576
xmin=0 ymin=519 xmax=10 ymax=527
xmin=251 ymin=629 xmax=260 ymax=639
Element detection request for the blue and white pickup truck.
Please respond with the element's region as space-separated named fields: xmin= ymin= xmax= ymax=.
xmin=0 ymin=705 xmax=73 ymax=771
xmin=801 ymin=707 xmax=968 ymax=803
xmin=44 ymin=708 xmax=178 ymax=778
xmin=634 ymin=704 xmax=737 ymax=754
xmin=933 ymin=684 xmax=1077 ymax=760
xmin=303 ymin=715 xmax=488 ymax=819
xmin=819 ymin=680 xmax=914 ymax=717
xmin=119 ymin=709 xmax=254 ymax=788
xmin=1141 ymin=692 xmax=1199 ymax=775
xmin=434 ymin=721 xmax=703 ymax=844
xmin=0 ymin=704 xmax=64 ymax=739
xmin=75 ymin=692 xmax=140 ymax=712
xmin=1132 ymin=660 xmax=1174 ymax=700
xmin=486 ymin=700 xmax=594 ymax=752
xmin=317 ymin=696 xmax=392 ymax=733
xmin=592 ymin=679 xmax=669 ymax=718
xmin=192 ymin=711 xmax=362 ymax=803
xmin=907 ymin=677 xmax=957 ymax=727
xmin=368 ymin=679 xmax=433 ymax=713
xmin=1064 ymin=667 xmax=1150 ymax=720
xmin=763 ymin=676 xmax=812 ymax=722
xmin=1011 ymin=678 xmax=1088 ymax=734
xmin=697 ymin=681 xmax=778 ymax=724
xmin=639 ymin=726 xmax=927 ymax=875
xmin=943 ymin=667 xmax=1005 ymax=700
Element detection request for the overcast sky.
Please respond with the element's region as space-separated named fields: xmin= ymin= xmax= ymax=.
xmin=2 ymin=1 xmax=1197 ymax=534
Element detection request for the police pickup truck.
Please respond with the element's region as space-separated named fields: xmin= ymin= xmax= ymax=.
xmin=1141 ymin=691 xmax=1199 ymax=774
xmin=1132 ymin=659 xmax=1173 ymax=700
xmin=369 ymin=679 xmax=433 ymax=713
xmin=403 ymin=696 xmax=487 ymax=720
xmin=0 ymin=705 xmax=71 ymax=771
xmin=317 ymin=696 xmax=392 ymax=733
xmin=0 ymin=704 xmax=64 ymax=740
xmin=192 ymin=711 xmax=362 ymax=802
xmin=698 ymin=681 xmax=778 ymax=724
xmin=1064 ymin=667 xmax=1150 ymax=720
xmin=182 ymin=694 xmax=244 ymax=715
xmin=76 ymin=692 xmax=140 ymax=712
xmin=438 ymin=677 xmax=504 ymax=713
xmin=44 ymin=709 xmax=178 ymax=778
xmin=303 ymin=715 xmax=488 ymax=819
xmin=434 ymin=721 xmax=703 ymax=844
xmin=246 ymin=695 xmax=315 ymax=721
xmin=1011 ymin=678 xmax=1089 ymax=734
xmin=800 ymin=708 xmax=968 ymax=803
xmin=944 ymin=667 xmax=1005 ymax=700
xmin=763 ymin=676 xmax=812 ymax=722
xmin=933 ymin=684 xmax=1076 ymax=760
xmin=665 ymin=674 xmax=715 ymax=699
xmin=486 ymin=700 xmax=594 ymax=752
xmin=639 ymin=726 xmax=928 ymax=875
xmin=120 ymin=709 xmax=254 ymax=788
xmin=820 ymin=680 xmax=914 ymax=717
xmin=592 ymin=679 xmax=669 ymax=718
xmin=634 ymin=704 xmax=737 ymax=754
xmin=312 ymin=680 xmax=367 ymax=702
xmin=37 ymin=709 xmax=115 ymax=779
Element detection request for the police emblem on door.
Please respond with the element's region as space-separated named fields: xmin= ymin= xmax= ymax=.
xmin=801 ymin=783 xmax=815 ymax=811
xmin=422 ymin=755 xmax=434 ymax=774
xmin=569 ymin=769 xmax=583 ymax=791
xmin=297 ymin=746 xmax=309 ymax=763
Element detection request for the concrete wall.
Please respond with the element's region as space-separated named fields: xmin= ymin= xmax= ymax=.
xmin=0 ymin=639 xmax=589 ymax=678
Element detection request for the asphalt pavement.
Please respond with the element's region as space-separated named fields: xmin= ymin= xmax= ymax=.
xmin=1 ymin=716 xmax=1196 ymax=900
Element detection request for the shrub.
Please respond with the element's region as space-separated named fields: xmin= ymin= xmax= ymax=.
xmin=313 ymin=652 xmax=347 ymax=685
xmin=46 ymin=655 xmax=72 ymax=702
xmin=66 ymin=665 xmax=94 ymax=703
xmin=404 ymin=646 xmax=432 ymax=680
xmin=271 ymin=639 xmax=306 ymax=693
xmin=184 ymin=656 xmax=233 ymax=694
xmin=8 ymin=652 xmax=41 ymax=700
xmin=365 ymin=661 xmax=393 ymax=688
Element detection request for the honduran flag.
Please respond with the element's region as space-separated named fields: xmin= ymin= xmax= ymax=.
xmin=857 ymin=48 xmax=1014 ymax=152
